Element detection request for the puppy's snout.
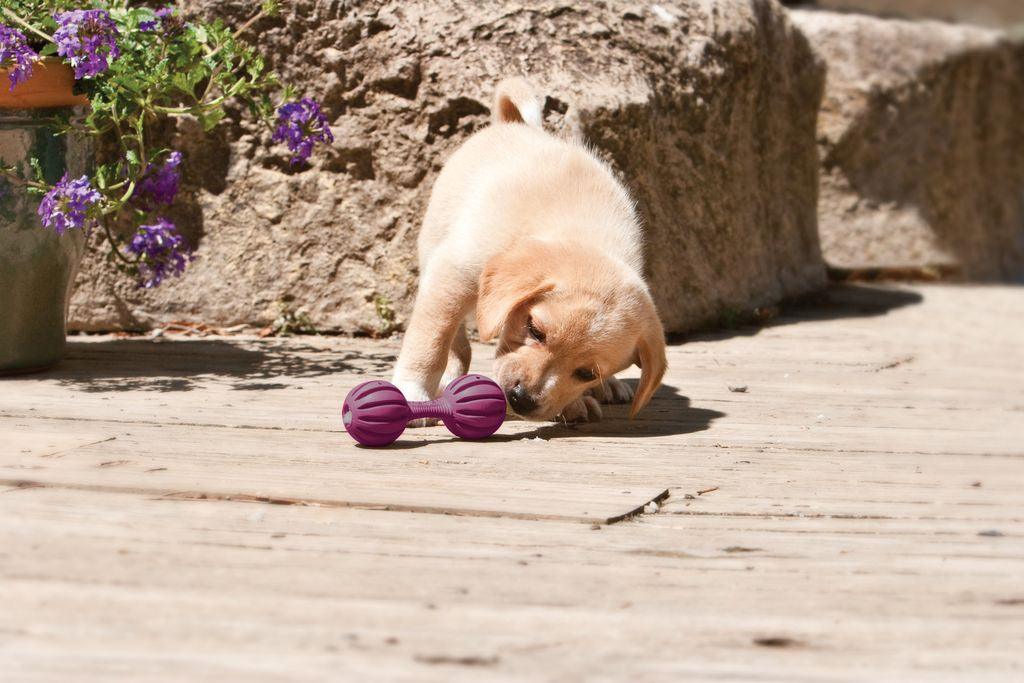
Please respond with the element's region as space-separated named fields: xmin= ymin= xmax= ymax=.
xmin=506 ymin=382 xmax=538 ymax=415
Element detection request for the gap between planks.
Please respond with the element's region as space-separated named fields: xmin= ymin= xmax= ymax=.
xmin=0 ymin=478 xmax=670 ymax=526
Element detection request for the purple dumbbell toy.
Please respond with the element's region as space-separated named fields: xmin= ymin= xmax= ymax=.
xmin=342 ymin=374 xmax=506 ymax=446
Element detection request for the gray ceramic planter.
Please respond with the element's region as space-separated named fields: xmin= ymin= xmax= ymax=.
xmin=0 ymin=107 xmax=91 ymax=374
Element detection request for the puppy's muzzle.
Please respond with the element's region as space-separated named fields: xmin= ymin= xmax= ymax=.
xmin=506 ymin=382 xmax=538 ymax=416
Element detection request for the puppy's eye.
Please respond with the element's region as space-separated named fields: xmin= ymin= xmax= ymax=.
xmin=574 ymin=368 xmax=596 ymax=382
xmin=526 ymin=316 xmax=546 ymax=343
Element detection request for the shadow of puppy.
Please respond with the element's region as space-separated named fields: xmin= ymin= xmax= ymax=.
xmin=382 ymin=379 xmax=724 ymax=449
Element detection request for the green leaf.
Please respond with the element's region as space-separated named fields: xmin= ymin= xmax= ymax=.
xmin=247 ymin=55 xmax=265 ymax=80
xmin=28 ymin=158 xmax=44 ymax=183
xmin=198 ymin=108 xmax=226 ymax=132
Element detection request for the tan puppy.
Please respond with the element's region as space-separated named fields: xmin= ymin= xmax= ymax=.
xmin=392 ymin=78 xmax=666 ymax=423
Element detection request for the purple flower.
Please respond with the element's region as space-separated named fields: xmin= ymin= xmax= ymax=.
xmin=135 ymin=151 xmax=182 ymax=209
xmin=53 ymin=10 xmax=121 ymax=79
xmin=141 ymin=7 xmax=184 ymax=35
xmin=125 ymin=218 xmax=193 ymax=288
xmin=0 ymin=24 xmax=37 ymax=91
xmin=272 ymin=98 xmax=334 ymax=165
xmin=37 ymin=174 xmax=102 ymax=235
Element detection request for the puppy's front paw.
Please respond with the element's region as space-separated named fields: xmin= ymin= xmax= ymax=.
xmin=392 ymin=379 xmax=438 ymax=428
xmin=557 ymin=395 xmax=603 ymax=423
xmin=589 ymin=377 xmax=634 ymax=405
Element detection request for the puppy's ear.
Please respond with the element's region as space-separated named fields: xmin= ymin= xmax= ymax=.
xmin=630 ymin=296 xmax=667 ymax=418
xmin=476 ymin=250 xmax=554 ymax=342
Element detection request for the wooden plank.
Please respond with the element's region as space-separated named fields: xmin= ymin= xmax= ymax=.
xmin=0 ymin=339 xmax=671 ymax=524
xmin=1 ymin=487 xmax=1021 ymax=681
xmin=3 ymin=411 xmax=1017 ymax=525
xmin=1 ymin=284 xmax=1023 ymax=680
xmin=3 ymin=425 xmax=116 ymax=458
xmin=2 ymin=289 xmax=1019 ymax=458
xmin=1 ymin=283 xmax=1022 ymax=522
xmin=0 ymin=416 xmax=669 ymax=524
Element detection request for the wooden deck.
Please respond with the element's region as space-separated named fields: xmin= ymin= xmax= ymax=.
xmin=1 ymin=284 xmax=1022 ymax=681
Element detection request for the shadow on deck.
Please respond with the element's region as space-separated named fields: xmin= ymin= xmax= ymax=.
xmin=43 ymin=339 xmax=397 ymax=393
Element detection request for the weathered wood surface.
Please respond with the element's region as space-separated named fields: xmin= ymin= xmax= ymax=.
xmin=1 ymin=284 xmax=1022 ymax=681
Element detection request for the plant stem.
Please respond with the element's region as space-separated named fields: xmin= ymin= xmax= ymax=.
xmin=232 ymin=9 xmax=267 ymax=42
xmin=1 ymin=7 xmax=55 ymax=44
xmin=154 ymin=96 xmax=225 ymax=115
xmin=0 ymin=169 xmax=47 ymax=190
xmin=204 ymin=7 xmax=266 ymax=61
xmin=116 ymin=179 xmax=137 ymax=207
xmin=101 ymin=219 xmax=137 ymax=266
xmin=201 ymin=64 xmax=225 ymax=101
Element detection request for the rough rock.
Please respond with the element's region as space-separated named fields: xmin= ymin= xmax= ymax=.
xmin=792 ymin=10 xmax=1024 ymax=279
xmin=800 ymin=1 xmax=1024 ymax=28
xmin=69 ymin=0 xmax=827 ymax=334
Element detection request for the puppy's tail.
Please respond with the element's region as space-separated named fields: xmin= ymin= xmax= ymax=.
xmin=492 ymin=77 xmax=544 ymax=128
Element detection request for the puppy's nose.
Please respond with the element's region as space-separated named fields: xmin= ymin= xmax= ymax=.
xmin=506 ymin=382 xmax=538 ymax=415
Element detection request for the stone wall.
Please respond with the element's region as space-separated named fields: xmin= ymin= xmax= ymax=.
xmin=793 ymin=10 xmax=1024 ymax=278
xmin=67 ymin=0 xmax=1024 ymax=334
xmin=69 ymin=0 xmax=827 ymax=334
xmin=798 ymin=1 xmax=1024 ymax=28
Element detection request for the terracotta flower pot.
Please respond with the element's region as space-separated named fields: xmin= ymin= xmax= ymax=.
xmin=0 ymin=59 xmax=91 ymax=374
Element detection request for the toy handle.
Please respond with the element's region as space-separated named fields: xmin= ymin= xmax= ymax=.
xmin=407 ymin=398 xmax=451 ymax=421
